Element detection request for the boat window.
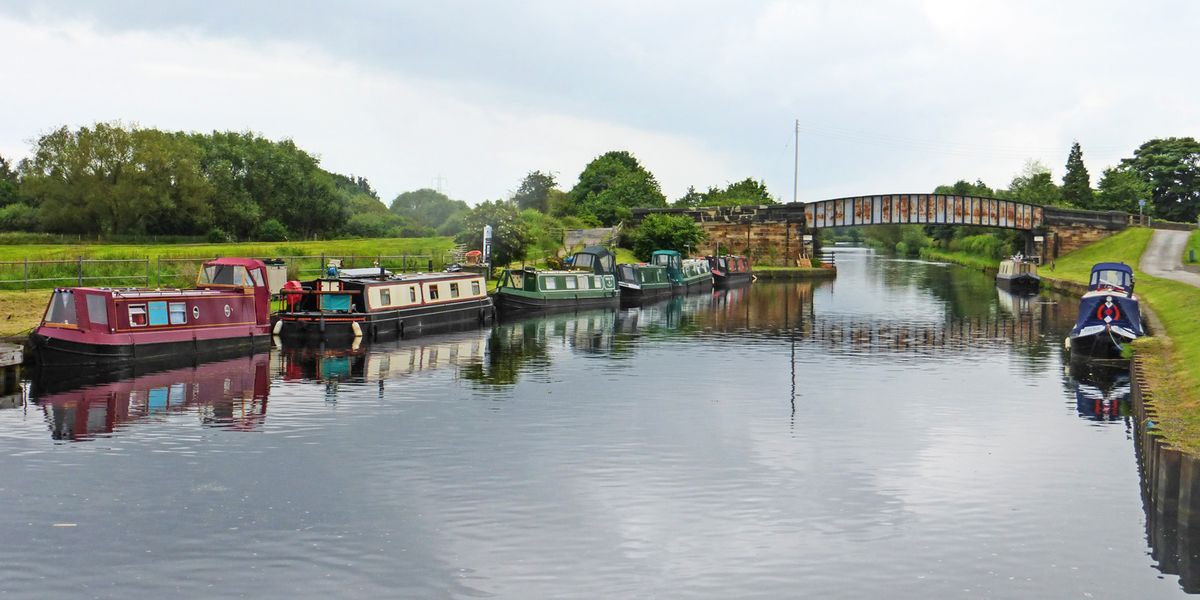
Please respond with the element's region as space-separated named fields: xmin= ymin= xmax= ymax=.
xmin=147 ymin=301 xmax=169 ymax=326
xmin=472 ymin=281 xmax=481 ymax=295
xmin=46 ymin=291 xmax=78 ymax=325
xmin=409 ymin=287 xmax=417 ymax=303
xmin=578 ymin=275 xmax=588 ymax=289
xmin=620 ymin=265 xmax=636 ymax=282
xmin=129 ymin=304 xmax=148 ymax=327
xmin=168 ymin=302 xmax=187 ymax=325
xmin=653 ymin=254 xmax=670 ymax=266
xmin=199 ymin=266 xmax=250 ymax=286
xmin=380 ymin=288 xmax=392 ymax=306
xmin=1092 ymin=269 xmax=1131 ymax=289
xmin=566 ymin=276 xmax=577 ymax=290
xmin=543 ymin=276 xmax=557 ymax=290
xmin=508 ymin=271 xmax=524 ymax=289
xmin=250 ymin=269 xmax=264 ymax=287
xmin=86 ymin=294 xmax=107 ymax=326
xmin=598 ymin=254 xmax=614 ymax=274
xmin=450 ymin=282 xmax=460 ymax=298
xmin=573 ymin=253 xmax=594 ymax=271
xmin=429 ymin=285 xmax=440 ymax=300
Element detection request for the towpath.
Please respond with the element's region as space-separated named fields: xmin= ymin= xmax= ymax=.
xmin=1140 ymin=229 xmax=1200 ymax=287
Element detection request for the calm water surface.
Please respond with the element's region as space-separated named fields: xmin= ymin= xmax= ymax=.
xmin=0 ymin=248 xmax=1190 ymax=598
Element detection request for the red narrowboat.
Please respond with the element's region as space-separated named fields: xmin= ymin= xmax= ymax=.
xmin=30 ymin=258 xmax=274 ymax=365
xmin=707 ymin=254 xmax=754 ymax=287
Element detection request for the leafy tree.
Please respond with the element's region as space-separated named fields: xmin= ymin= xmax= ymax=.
xmin=0 ymin=204 xmax=38 ymax=231
xmin=512 ymin=171 xmax=557 ymax=212
xmin=1120 ymin=137 xmax=1200 ymax=222
xmin=389 ymin=188 xmax=469 ymax=231
xmin=345 ymin=212 xmax=408 ymax=238
xmin=334 ymin=173 xmax=388 ymax=216
xmin=456 ymin=200 xmax=531 ymax=268
xmin=626 ymin=213 xmax=706 ymax=260
xmin=0 ymin=155 xmax=20 ymax=208
xmin=1061 ymin=141 xmax=1094 ymax=208
xmin=672 ymin=186 xmax=706 ymax=208
xmin=1094 ymin=167 xmax=1150 ymax=213
xmin=567 ymin=150 xmax=666 ymax=226
xmin=1007 ymin=160 xmax=1064 ymax=206
xmin=932 ymin=179 xmax=997 ymax=197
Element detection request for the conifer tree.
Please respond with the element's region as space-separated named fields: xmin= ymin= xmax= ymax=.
xmin=1062 ymin=141 xmax=1094 ymax=208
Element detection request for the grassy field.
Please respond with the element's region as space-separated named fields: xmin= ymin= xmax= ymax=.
xmin=0 ymin=237 xmax=456 ymax=291
xmin=919 ymin=248 xmax=996 ymax=271
xmin=1186 ymin=230 xmax=1200 ymax=265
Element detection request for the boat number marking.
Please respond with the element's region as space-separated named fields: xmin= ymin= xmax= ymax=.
xmin=224 ymin=304 xmax=232 ymax=318
xmin=192 ymin=306 xmax=200 ymax=319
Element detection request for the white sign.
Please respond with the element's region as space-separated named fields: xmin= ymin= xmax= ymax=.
xmin=1033 ymin=235 xmax=1044 ymax=242
xmin=802 ymin=235 xmax=813 ymax=242
xmin=482 ymin=225 xmax=494 ymax=265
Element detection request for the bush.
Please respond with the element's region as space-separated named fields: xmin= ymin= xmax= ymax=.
xmin=345 ymin=213 xmax=404 ymax=238
xmin=207 ymin=227 xmax=232 ymax=243
xmin=0 ymin=204 xmax=39 ymax=231
xmin=954 ymin=234 xmax=1006 ymax=259
xmin=254 ymin=218 xmax=289 ymax=242
xmin=896 ymin=226 xmax=929 ymax=257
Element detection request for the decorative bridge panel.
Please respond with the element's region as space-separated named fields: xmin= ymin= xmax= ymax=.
xmin=803 ymin=195 xmax=1043 ymax=230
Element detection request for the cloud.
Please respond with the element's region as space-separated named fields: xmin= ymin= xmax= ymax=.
xmin=0 ymin=13 xmax=741 ymax=203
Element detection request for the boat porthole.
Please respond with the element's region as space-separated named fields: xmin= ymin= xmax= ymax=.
xmin=224 ymin=304 xmax=231 ymax=318
xmin=192 ymin=306 xmax=200 ymax=319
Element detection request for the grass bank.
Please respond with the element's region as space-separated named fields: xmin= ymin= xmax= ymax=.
xmin=929 ymin=228 xmax=1200 ymax=453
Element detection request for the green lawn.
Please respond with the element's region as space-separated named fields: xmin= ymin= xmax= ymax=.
xmin=919 ymin=248 xmax=996 ymax=271
xmin=0 ymin=237 xmax=456 ymax=291
xmin=1186 ymin=230 xmax=1200 ymax=264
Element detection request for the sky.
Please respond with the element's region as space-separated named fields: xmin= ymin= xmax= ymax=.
xmin=0 ymin=0 xmax=1196 ymax=206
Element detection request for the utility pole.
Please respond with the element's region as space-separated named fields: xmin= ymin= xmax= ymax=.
xmin=792 ymin=119 xmax=799 ymax=204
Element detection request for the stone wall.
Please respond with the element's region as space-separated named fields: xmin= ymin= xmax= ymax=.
xmin=697 ymin=221 xmax=802 ymax=266
xmin=1046 ymin=224 xmax=1118 ymax=259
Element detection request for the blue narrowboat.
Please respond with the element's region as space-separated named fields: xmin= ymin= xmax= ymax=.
xmin=1067 ymin=262 xmax=1145 ymax=358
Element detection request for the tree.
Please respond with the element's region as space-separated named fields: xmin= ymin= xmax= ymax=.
xmin=456 ymin=200 xmax=531 ymax=268
xmin=1094 ymin=167 xmax=1150 ymax=213
xmin=389 ymin=188 xmax=469 ymax=231
xmin=1120 ymin=137 xmax=1200 ymax=222
xmin=626 ymin=213 xmax=707 ymax=261
xmin=673 ymin=185 xmax=706 ymax=208
xmin=512 ymin=171 xmax=557 ymax=212
xmin=933 ymin=179 xmax=996 ymax=197
xmin=567 ymin=150 xmax=666 ymax=226
xmin=1006 ymin=160 xmax=1063 ymax=206
xmin=1061 ymin=141 xmax=1094 ymax=208
xmin=254 ymin=218 xmax=289 ymax=241
xmin=0 ymin=155 xmax=19 ymax=208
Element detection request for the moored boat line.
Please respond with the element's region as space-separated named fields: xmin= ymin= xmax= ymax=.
xmin=493 ymin=246 xmax=620 ymax=313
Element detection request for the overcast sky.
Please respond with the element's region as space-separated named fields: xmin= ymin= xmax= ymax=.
xmin=0 ymin=1 xmax=1196 ymax=205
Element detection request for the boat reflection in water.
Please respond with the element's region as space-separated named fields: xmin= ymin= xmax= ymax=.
xmin=29 ymin=353 xmax=270 ymax=441
xmin=277 ymin=329 xmax=488 ymax=384
xmin=1067 ymin=361 xmax=1132 ymax=422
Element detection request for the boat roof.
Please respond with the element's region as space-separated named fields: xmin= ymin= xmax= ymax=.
xmin=205 ymin=257 xmax=266 ymax=269
xmin=651 ymin=249 xmax=681 ymax=257
xmin=1091 ymin=262 xmax=1133 ymax=274
xmin=329 ymin=271 xmax=482 ymax=285
xmin=575 ymin=246 xmax=614 ymax=258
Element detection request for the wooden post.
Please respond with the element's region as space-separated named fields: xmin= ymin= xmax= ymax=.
xmin=156 ymin=256 xmax=161 ymax=288
xmin=77 ymin=256 xmax=83 ymax=286
xmin=23 ymin=257 xmax=28 ymax=293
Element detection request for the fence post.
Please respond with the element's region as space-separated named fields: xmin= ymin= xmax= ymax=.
xmin=77 ymin=256 xmax=83 ymax=286
xmin=156 ymin=256 xmax=161 ymax=288
xmin=23 ymin=258 xmax=28 ymax=293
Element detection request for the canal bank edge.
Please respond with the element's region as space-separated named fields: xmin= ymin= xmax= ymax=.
xmin=924 ymin=229 xmax=1200 ymax=456
xmin=751 ymin=266 xmax=837 ymax=280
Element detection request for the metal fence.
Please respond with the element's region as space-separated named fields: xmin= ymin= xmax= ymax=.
xmin=0 ymin=253 xmax=453 ymax=291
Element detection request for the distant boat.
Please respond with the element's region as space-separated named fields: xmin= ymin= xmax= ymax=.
xmin=707 ymin=254 xmax=753 ymax=287
xmin=650 ymin=250 xmax=712 ymax=292
xmin=996 ymin=255 xmax=1040 ymax=291
xmin=494 ymin=246 xmax=619 ymax=313
xmin=1067 ymin=262 xmax=1145 ymax=358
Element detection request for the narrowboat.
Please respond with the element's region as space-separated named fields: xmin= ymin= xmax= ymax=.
xmin=30 ymin=258 xmax=275 ymax=365
xmin=616 ymin=262 xmax=672 ymax=303
xmin=494 ymin=246 xmax=619 ymax=313
xmin=274 ymin=268 xmax=493 ymax=342
xmin=996 ymin=255 xmax=1041 ymax=291
xmin=1067 ymin=262 xmax=1145 ymax=358
xmin=707 ymin=254 xmax=753 ymax=287
xmin=650 ymin=250 xmax=713 ymax=292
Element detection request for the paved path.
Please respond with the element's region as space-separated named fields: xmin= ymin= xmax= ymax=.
xmin=1140 ymin=229 xmax=1200 ymax=287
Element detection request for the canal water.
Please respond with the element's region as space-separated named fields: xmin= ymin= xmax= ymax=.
xmin=0 ymin=248 xmax=1192 ymax=598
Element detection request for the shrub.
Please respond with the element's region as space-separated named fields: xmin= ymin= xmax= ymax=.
xmin=254 ymin=219 xmax=289 ymax=242
xmin=207 ymin=227 xmax=232 ymax=243
xmin=627 ymin=213 xmax=706 ymax=261
xmin=0 ymin=204 xmax=39 ymax=231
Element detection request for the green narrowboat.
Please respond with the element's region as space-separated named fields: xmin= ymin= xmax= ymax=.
xmin=616 ymin=262 xmax=672 ymax=303
xmin=494 ymin=246 xmax=619 ymax=313
xmin=650 ymin=250 xmax=713 ymax=292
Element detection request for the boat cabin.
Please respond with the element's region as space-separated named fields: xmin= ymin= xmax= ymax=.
xmin=709 ymin=255 xmax=750 ymax=274
xmin=566 ymin=246 xmax=616 ymax=276
xmin=998 ymin=259 xmax=1038 ymax=278
xmin=1088 ymin=262 xmax=1134 ymax=295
